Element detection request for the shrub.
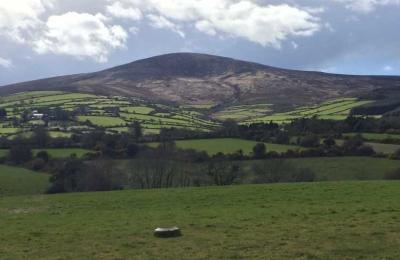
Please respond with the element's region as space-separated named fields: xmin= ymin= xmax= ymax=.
xmin=385 ymin=168 xmax=400 ymax=180
xmin=207 ymin=162 xmax=242 ymax=186
xmin=300 ymin=134 xmax=320 ymax=148
xmin=323 ymin=137 xmax=336 ymax=147
xmin=252 ymin=143 xmax=266 ymax=159
xmin=31 ymin=158 xmax=46 ymax=171
xmin=252 ymin=160 xmax=315 ymax=184
xmin=36 ymin=151 xmax=50 ymax=162
xmin=8 ymin=145 xmax=33 ymax=164
xmin=391 ymin=148 xmax=400 ymax=160
xmin=356 ymin=145 xmax=375 ymax=156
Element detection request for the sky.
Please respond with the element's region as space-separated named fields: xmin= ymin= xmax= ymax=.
xmin=0 ymin=0 xmax=400 ymax=85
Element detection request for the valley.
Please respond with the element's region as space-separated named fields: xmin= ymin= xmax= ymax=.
xmin=0 ymin=53 xmax=400 ymax=260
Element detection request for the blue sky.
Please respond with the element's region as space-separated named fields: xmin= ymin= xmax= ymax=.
xmin=0 ymin=0 xmax=400 ymax=85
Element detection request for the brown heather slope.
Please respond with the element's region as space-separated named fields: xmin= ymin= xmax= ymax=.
xmin=1 ymin=53 xmax=399 ymax=110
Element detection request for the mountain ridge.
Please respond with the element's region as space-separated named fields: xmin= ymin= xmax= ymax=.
xmin=1 ymin=53 xmax=400 ymax=110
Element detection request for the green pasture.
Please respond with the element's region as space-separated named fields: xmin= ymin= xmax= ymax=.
xmin=77 ymin=116 xmax=127 ymax=127
xmin=1 ymin=181 xmax=400 ymax=258
xmin=367 ymin=142 xmax=400 ymax=154
xmin=344 ymin=132 xmax=400 ymax=141
xmin=0 ymin=148 xmax=91 ymax=159
xmin=48 ymin=131 xmax=73 ymax=138
xmin=121 ymin=106 xmax=155 ymax=114
xmin=0 ymin=127 xmax=19 ymax=135
xmin=149 ymin=138 xmax=301 ymax=155
xmin=253 ymin=157 xmax=400 ymax=181
xmin=245 ymin=98 xmax=375 ymax=124
xmin=34 ymin=148 xmax=91 ymax=158
xmin=212 ymin=104 xmax=272 ymax=121
xmin=0 ymin=165 xmax=49 ymax=196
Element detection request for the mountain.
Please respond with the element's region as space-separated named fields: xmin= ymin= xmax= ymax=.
xmin=1 ymin=53 xmax=400 ymax=110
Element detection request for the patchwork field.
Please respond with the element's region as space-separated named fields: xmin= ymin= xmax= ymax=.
xmin=0 ymin=165 xmax=49 ymax=196
xmin=0 ymin=91 xmax=388 ymax=140
xmin=212 ymin=104 xmax=272 ymax=121
xmin=148 ymin=138 xmax=302 ymax=155
xmin=241 ymin=98 xmax=374 ymax=124
xmin=1 ymin=181 xmax=400 ymax=259
xmin=0 ymin=91 xmax=219 ymax=137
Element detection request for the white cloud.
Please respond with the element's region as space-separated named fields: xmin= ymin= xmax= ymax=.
xmin=334 ymin=0 xmax=400 ymax=13
xmin=0 ymin=0 xmax=53 ymax=42
xmin=129 ymin=26 xmax=139 ymax=34
xmin=0 ymin=57 xmax=13 ymax=68
xmin=106 ymin=1 xmax=142 ymax=21
xmin=147 ymin=14 xmax=185 ymax=38
xmin=383 ymin=65 xmax=394 ymax=71
xmin=34 ymin=12 xmax=128 ymax=62
xmin=113 ymin=0 xmax=321 ymax=48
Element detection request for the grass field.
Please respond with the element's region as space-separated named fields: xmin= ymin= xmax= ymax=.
xmin=34 ymin=148 xmax=92 ymax=158
xmin=344 ymin=132 xmax=400 ymax=141
xmin=77 ymin=116 xmax=127 ymax=127
xmin=1 ymin=181 xmax=400 ymax=259
xmin=250 ymin=157 xmax=400 ymax=181
xmin=0 ymin=165 xmax=49 ymax=196
xmin=244 ymin=98 xmax=375 ymax=124
xmin=212 ymin=104 xmax=272 ymax=121
xmin=149 ymin=138 xmax=301 ymax=155
xmin=0 ymin=149 xmax=7 ymax=157
xmin=335 ymin=139 xmax=400 ymax=154
xmin=0 ymin=148 xmax=91 ymax=158
xmin=366 ymin=142 xmax=400 ymax=154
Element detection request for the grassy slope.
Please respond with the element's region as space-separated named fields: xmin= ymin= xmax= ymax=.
xmin=0 ymin=165 xmax=49 ymax=196
xmin=267 ymin=157 xmax=400 ymax=181
xmin=344 ymin=132 xmax=400 ymax=141
xmin=1 ymin=182 xmax=400 ymax=259
xmin=150 ymin=138 xmax=301 ymax=155
xmin=367 ymin=142 xmax=400 ymax=154
xmin=335 ymin=140 xmax=400 ymax=154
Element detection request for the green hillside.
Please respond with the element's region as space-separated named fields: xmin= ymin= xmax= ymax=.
xmin=0 ymin=91 xmax=391 ymax=139
xmin=0 ymin=91 xmax=219 ymax=137
xmin=1 ymin=182 xmax=399 ymax=259
xmin=0 ymin=165 xmax=49 ymax=196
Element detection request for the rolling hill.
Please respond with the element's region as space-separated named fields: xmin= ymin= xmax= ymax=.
xmin=1 ymin=53 xmax=400 ymax=111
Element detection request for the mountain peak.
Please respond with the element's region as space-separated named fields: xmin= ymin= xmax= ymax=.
xmin=104 ymin=52 xmax=270 ymax=78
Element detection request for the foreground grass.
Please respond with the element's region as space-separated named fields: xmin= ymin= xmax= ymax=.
xmin=0 ymin=165 xmax=49 ymax=196
xmin=0 ymin=181 xmax=400 ymax=259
